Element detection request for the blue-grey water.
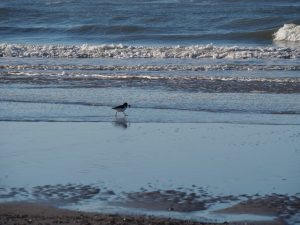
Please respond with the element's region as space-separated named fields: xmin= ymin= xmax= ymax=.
xmin=1 ymin=1 xmax=300 ymax=224
xmin=1 ymin=0 xmax=300 ymax=45
xmin=0 ymin=0 xmax=300 ymax=124
xmin=1 ymin=0 xmax=300 ymax=123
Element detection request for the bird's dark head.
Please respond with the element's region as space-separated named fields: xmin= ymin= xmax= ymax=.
xmin=124 ymin=102 xmax=131 ymax=108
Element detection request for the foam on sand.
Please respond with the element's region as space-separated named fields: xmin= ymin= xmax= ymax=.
xmin=273 ymin=24 xmax=300 ymax=42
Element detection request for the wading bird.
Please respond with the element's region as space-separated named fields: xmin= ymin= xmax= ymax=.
xmin=112 ymin=102 xmax=131 ymax=116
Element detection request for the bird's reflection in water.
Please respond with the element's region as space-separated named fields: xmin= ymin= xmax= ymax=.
xmin=113 ymin=117 xmax=130 ymax=129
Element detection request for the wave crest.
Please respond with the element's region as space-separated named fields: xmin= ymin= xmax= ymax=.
xmin=0 ymin=43 xmax=299 ymax=59
xmin=273 ymin=24 xmax=300 ymax=42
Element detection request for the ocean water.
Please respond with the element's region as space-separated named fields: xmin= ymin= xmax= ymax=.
xmin=0 ymin=0 xmax=300 ymax=123
xmin=1 ymin=0 xmax=300 ymax=45
xmin=1 ymin=0 xmax=300 ymax=224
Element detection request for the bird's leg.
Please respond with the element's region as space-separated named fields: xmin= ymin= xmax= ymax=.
xmin=115 ymin=111 xmax=118 ymax=117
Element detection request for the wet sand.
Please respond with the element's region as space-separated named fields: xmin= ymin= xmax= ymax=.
xmin=0 ymin=202 xmax=285 ymax=225
xmin=0 ymin=122 xmax=299 ymax=224
xmin=216 ymin=194 xmax=300 ymax=224
xmin=1 ymin=184 xmax=299 ymax=224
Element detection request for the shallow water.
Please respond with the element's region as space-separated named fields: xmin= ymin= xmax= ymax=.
xmin=1 ymin=56 xmax=300 ymax=124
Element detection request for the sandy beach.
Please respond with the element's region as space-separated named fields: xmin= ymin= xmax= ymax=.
xmin=0 ymin=202 xmax=288 ymax=225
xmin=0 ymin=202 xmax=213 ymax=225
xmin=1 ymin=122 xmax=299 ymax=224
xmin=1 ymin=0 xmax=300 ymax=224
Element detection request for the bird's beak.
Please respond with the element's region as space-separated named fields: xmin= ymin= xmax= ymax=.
xmin=128 ymin=105 xmax=131 ymax=108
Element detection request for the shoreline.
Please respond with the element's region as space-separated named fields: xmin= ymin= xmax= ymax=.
xmin=0 ymin=202 xmax=285 ymax=225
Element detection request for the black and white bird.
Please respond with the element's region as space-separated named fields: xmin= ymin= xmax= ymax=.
xmin=112 ymin=102 xmax=131 ymax=116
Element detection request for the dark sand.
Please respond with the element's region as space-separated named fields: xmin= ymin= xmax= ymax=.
xmin=1 ymin=185 xmax=299 ymax=225
xmin=0 ymin=202 xmax=286 ymax=225
xmin=0 ymin=202 xmax=216 ymax=225
xmin=216 ymin=194 xmax=300 ymax=222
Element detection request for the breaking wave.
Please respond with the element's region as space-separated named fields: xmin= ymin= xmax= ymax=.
xmin=273 ymin=24 xmax=300 ymax=42
xmin=0 ymin=43 xmax=299 ymax=59
xmin=1 ymin=64 xmax=300 ymax=72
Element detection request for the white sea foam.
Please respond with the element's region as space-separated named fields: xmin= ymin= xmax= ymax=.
xmin=273 ymin=24 xmax=300 ymax=42
xmin=0 ymin=43 xmax=299 ymax=59
xmin=1 ymin=64 xmax=299 ymax=71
